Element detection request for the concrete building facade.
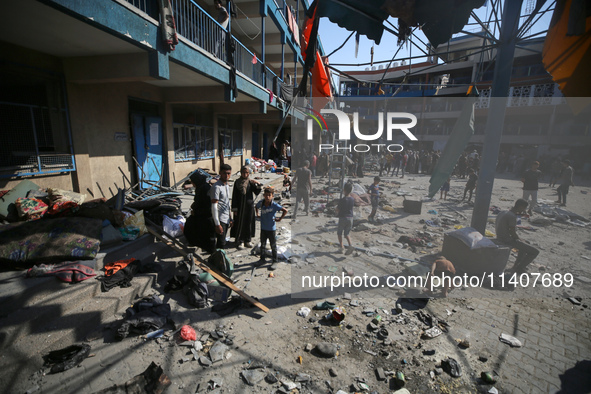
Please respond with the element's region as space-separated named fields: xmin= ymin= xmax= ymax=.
xmin=0 ymin=0 xmax=313 ymax=197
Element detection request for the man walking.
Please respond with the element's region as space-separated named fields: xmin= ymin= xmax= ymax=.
xmin=210 ymin=164 xmax=233 ymax=249
xmin=495 ymin=199 xmax=540 ymax=274
xmin=291 ymin=160 xmax=312 ymax=218
xmin=556 ymin=160 xmax=574 ymax=207
xmin=521 ymin=161 xmax=542 ymax=215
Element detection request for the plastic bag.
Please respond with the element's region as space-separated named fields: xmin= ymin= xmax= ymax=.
xmin=163 ymin=215 xmax=186 ymax=238
xmin=124 ymin=210 xmax=147 ymax=236
xmin=180 ymin=325 xmax=197 ymax=341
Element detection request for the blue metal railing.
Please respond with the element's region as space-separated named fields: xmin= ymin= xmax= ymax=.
xmin=233 ymin=39 xmax=264 ymax=86
xmin=124 ymin=0 xmax=281 ymax=89
xmin=171 ymin=0 xmax=228 ymax=62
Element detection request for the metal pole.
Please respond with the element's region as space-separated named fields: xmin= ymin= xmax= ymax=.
xmin=471 ymin=0 xmax=523 ymax=234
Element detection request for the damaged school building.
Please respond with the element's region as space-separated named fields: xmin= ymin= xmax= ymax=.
xmin=0 ymin=0 xmax=314 ymax=194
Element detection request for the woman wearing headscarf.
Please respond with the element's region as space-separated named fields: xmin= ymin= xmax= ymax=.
xmin=231 ymin=165 xmax=262 ymax=249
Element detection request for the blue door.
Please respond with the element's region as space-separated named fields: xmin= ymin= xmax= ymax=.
xmin=132 ymin=114 xmax=163 ymax=190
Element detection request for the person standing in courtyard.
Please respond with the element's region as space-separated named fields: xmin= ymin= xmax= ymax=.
xmin=291 ymin=160 xmax=312 ymax=218
xmin=210 ymin=163 xmax=233 ymax=249
xmin=556 ymin=160 xmax=575 ymax=206
xmin=231 ymin=165 xmax=262 ymax=250
xmin=521 ymin=160 xmax=542 ymax=216
xmin=461 ymin=169 xmax=478 ymax=203
xmin=440 ymin=177 xmax=451 ymax=200
xmin=255 ymin=187 xmax=287 ymax=270
xmin=495 ymin=199 xmax=540 ymax=274
xmin=368 ymin=176 xmax=380 ymax=222
xmin=336 ymin=183 xmax=355 ymax=253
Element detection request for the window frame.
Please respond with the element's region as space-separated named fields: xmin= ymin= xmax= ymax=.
xmin=173 ymin=122 xmax=215 ymax=162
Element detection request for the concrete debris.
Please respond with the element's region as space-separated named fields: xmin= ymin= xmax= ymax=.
xmin=315 ymin=342 xmax=339 ymax=358
xmin=209 ymin=341 xmax=229 ymax=363
xmin=265 ymin=373 xmax=278 ymax=384
xmin=199 ymin=356 xmax=212 ymax=367
xmin=422 ymin=327 xmax=443 ymax=339
xmin=499 ymin=333 xmax=522 ymax=347
xmin=241 ymin=369 xmax=266 ymax=386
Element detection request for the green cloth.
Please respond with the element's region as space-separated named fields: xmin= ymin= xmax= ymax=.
xmin=428 ymin=98 xmax=476 ymax=198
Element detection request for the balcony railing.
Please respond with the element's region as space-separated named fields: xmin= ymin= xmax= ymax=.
xmin=234 ymin=39 xmax=263 ymax=86
xmin=124 ymin=0 xmax=281 ymax=89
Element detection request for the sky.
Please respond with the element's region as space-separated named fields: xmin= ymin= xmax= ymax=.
xmin=317 ymin=1 xmax=553 ymax=80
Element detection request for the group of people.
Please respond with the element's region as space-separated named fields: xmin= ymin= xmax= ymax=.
xmin=378 ymin=150 xmax=443 ymax=178
xmin=187 ymin=144 xmax=575 ymax=297
xmin=519 ymin=158 xmax=575 ymax=213
xmin=189 ymin=164 xmax=286 ymax=271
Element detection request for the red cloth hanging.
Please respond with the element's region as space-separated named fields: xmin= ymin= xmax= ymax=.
xmin=300 ymin=2 xmax=318 ymax=61
xmin=312 ymin=52 xmax=332 ymax=98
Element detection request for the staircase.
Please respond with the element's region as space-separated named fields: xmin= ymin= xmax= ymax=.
xmin=0 ymin=233 xmax=182 ymax=394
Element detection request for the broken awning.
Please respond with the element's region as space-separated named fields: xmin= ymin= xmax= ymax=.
xmin=315 ymin=0 xmax=486 ymax=47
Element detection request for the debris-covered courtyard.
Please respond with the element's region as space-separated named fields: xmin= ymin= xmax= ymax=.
xmin=2 ymin=168 xmax=589 ymax=394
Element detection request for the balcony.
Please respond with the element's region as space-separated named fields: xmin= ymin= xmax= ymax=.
xmin=125 ymin=0 xmax=281 ymax=90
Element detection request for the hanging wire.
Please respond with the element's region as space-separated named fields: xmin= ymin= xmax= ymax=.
xmin=233 ymin=4 xmax=262 ymax=40
xmin=327 ymin=31 xmax=355 ymax=57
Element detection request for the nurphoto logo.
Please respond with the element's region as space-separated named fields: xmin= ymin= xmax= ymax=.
xmin=306 ymin=109 xmax=418 ymax=153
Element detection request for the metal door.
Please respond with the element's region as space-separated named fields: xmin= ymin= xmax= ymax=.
xmin=132 ymin=114 xmax=163 ymax=190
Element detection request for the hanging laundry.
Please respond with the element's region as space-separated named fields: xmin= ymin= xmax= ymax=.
xmin=157 ymin=0 xmax=179 ymax=51
xmin=252 ymin=53 xmax=257 ymax=64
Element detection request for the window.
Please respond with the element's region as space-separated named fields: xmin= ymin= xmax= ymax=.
xmin=0 ymin=61 xmax=74 ymax=178
xmin=219 ymin=128 xmax=243 ymax=157
xmin=173 ymin=123 xmax=214 ymax=161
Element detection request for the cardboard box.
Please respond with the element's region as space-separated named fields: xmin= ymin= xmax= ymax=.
xmin=403 ymin=199 xmax=422 ymax=214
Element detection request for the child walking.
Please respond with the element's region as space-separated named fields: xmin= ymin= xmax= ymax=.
xmin=336 ymin=183 xmax=355 ymax=253
xmin=255 ymin=187 xmax=287 ymax=270
xmin=368 ymin=176 xmax=380 ymax=222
